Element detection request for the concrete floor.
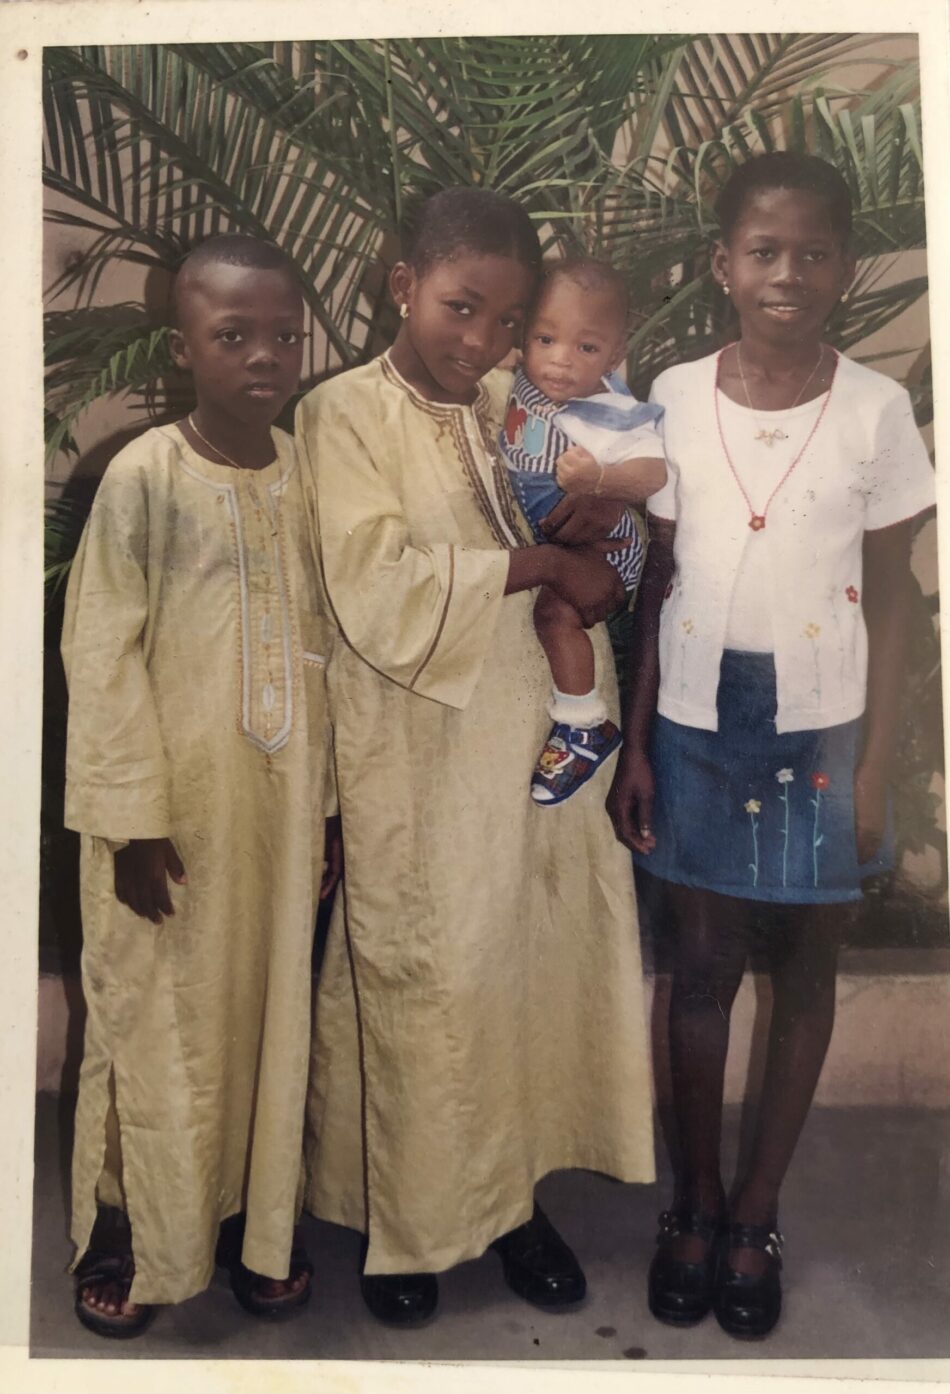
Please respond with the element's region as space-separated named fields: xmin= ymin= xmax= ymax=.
xmin=30 ymin=1093 xmax=950 ymax=1363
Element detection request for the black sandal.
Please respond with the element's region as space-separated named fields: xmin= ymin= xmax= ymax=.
xmin=713 ymin=1221 xmax=784 ymax=1339
xmin=216 ymin=1214 xmax=314 ymax=1320
xmin=74 ymin=1249 xmax=155 ymax=1339
xmin=647 ymin=1208 xmax=725 ymax=1327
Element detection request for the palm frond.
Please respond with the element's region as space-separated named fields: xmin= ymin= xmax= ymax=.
xmin=45 ymin=306 xmax=174 ymax=463
xmin=43 ymin=37 xmax=928 ymax=483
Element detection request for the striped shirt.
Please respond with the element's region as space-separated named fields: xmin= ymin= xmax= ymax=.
xmin=498 ymin=367 xmax=664 ymax=591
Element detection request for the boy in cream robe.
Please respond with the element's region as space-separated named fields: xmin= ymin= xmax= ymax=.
xmin=62 ymin=236 xmax=338 ymax=1336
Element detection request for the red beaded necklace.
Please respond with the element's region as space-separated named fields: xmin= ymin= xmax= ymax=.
xmin=714 ymin=342 xmax=837 ymax=531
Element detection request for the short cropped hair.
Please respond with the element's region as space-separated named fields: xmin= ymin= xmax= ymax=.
xmin=177 ymin=234 xmax=296 ymax=277
xmin=536 ymin=255 xmax=630 ymax=328
xmin=402 ymin=187 xmax=542 ymax=280
xmin=173 ymin=235 xmax=298 ymax=322
xmin=715 ymin=152 xmax=853 ymax=245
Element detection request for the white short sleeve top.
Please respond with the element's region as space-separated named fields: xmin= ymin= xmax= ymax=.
xmin=647 ymin=349 xmax=935 ymax=734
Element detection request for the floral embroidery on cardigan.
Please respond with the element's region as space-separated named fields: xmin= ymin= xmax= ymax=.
xmin=803 ymin=622 xmax=822 ymax=707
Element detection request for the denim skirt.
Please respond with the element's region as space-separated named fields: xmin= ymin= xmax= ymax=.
xmin=633 ymin=650 xmax=891 ymax=904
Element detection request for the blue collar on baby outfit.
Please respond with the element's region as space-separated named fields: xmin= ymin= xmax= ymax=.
xmin=562 ymin=371 xmax=646 ymax=432
xmin=499 ymin=366 xmax=657 ymax=474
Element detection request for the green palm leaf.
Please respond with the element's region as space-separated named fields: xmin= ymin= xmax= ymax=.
xmin=45 ymin=306 xmax=175 ymax=462
xmin=42 ymin=36 xmax=928 ymax=558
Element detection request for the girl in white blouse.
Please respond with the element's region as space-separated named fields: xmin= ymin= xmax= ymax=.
xmin=606 ymin=152 xmax=935 ymax=1340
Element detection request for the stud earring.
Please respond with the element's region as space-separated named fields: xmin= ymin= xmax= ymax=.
xmin=722 ymin=283 xmax=730 ymax=296
xmin=839 ymin=289 xmax=850 ymax=303
xmin=399 ymin=302 xmax=409 ymax=320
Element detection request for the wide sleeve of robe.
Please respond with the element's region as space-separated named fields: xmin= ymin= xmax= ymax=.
xmin=296 ymin=372 xmax=512 ymax=711
xmin=61 ymin=449 xmax=170 ymax=841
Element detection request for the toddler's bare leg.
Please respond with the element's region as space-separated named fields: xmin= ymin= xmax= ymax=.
xmin=529 ymin=585 xmax=618 ymax=804
xmin=533 ymin=585 xmax=595 ymax=695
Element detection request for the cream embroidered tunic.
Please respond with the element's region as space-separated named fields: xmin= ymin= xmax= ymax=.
xmin=298 ymin=353 xmax=655 ymax=1277
xmin=62 ymin=424 xmax=333 ymax=1305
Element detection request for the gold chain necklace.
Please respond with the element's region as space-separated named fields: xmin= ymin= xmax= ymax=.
xmin=188 ymin=413 xmax=250 ymax=470
xmin=716 ymin=346 xmax=837 ymax=532
xmin=186 ymin=415 xmax=284 ymax=538
xmin=736 ymin=343 xmax=826 ymax=447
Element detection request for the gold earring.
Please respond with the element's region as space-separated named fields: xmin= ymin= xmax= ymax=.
xmin=399 ymin=302 xmax=409 ymax=320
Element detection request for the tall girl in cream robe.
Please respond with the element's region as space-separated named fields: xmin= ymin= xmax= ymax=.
xmin=299 ymin=351 xmax=656 ymax=1277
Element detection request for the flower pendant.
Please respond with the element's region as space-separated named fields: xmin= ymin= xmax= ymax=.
xmin=749 ymin=515 xmax=766 ymax=531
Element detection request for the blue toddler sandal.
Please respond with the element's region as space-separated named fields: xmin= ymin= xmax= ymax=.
xmin=530 ymin=720 xmax=622 ymax=805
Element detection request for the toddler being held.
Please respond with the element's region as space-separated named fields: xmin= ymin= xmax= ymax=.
xmin=498 ymin=258 xmax=667 ymax=805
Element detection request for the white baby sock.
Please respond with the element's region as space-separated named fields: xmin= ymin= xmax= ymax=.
xmin=547 ymin=687 xmax=608 ymax=729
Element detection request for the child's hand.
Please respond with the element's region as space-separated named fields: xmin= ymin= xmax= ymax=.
xmin=854 ymin=761 xmax=887 ymax=864
xmin=555 ymin=446 xmax=601 ymax=496
xmin=114 ymin=838 xmax=187 ymax=924
xmin=606 ymin=748 xmax=656 ymax=855
xmin=321 ymin=815 xmax=344 ymax=900
xmin=539 ymin=494 xmax=626 ymax=545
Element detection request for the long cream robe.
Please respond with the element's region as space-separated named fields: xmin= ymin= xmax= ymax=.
xmin=299 ymin=352 xmax=655 ymax=1277
xmin=62 ymin=424 xmax=332 ymax=1305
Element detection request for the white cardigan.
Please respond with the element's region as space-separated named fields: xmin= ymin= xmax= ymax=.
xmin=648 ymin=350 xmax=935 ymax=734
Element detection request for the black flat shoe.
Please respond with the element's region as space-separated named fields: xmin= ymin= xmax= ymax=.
xmin=359 ymin=1271 xmax=439 ymax=1326
xmin=490 ymin=1204 xmax=586 ymax=1309
xmin=713 ymin=1221 xmax=783 ymax=1340
xmin=647 ymin=1208 xmax=724 ymax=1327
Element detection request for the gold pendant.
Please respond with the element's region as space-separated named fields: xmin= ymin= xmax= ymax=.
xmin=749 ymin=515 xmax=766 ymax=531
xmin=755 ymin=428 xmax=788 ymax=447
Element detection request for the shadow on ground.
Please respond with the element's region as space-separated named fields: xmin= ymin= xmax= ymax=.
xmin=30 ymin=1094 xmax=950 ymax=1362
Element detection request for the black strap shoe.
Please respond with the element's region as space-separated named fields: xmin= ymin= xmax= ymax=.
xmin=713 ymin=1221 xmax=783 ymax=1339
xmin=648 ymin=1208 xmax=725 ymax=1327
xmin=359 ymin=1271 xmax=439 ymax=1326
xmin=490 ymin=1204 xmax=586 ymax=1309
